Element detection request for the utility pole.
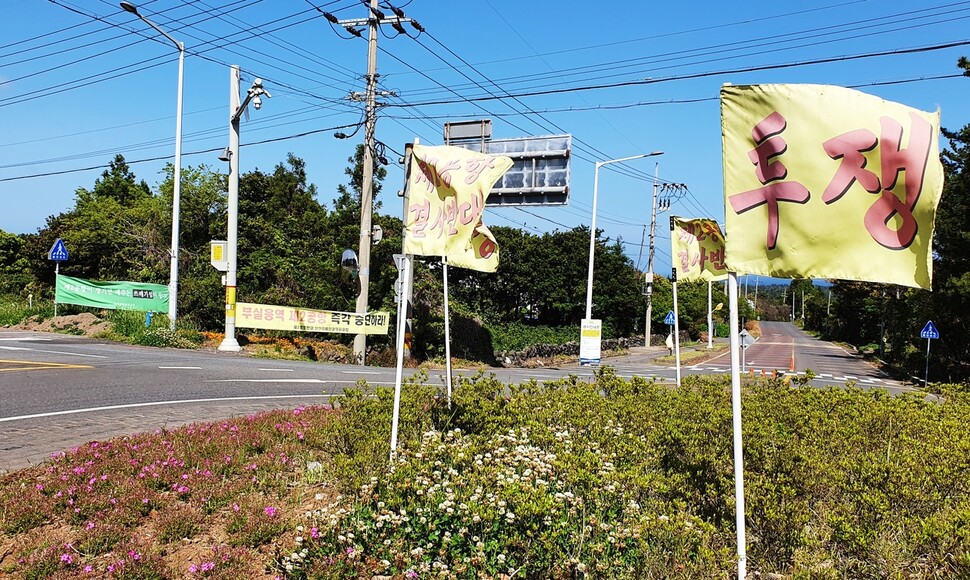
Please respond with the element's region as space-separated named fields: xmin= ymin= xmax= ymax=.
xmin=325 ymin=2 xmax=419 ymax=365
xmin=754 ymin=276 xmax=759 ymax=313
xmin=351 ymin=0 xmax=380 ymax=366
xmin=645 ymin=163 xmax=660 ymax=348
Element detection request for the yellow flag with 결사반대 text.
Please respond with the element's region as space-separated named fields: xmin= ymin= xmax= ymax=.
xmin=721 ymin=83 xmax=943 ymax=289
xmin=404 ymin=144 xmax=513 ymax=272
xmin=670 ymin=217 xmax=729 ymax=283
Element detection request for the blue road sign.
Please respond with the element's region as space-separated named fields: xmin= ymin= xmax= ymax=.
xmin=920 ymin=320 xmax=940 ymax=340
xmin=664 ymin=311 xmax=676 ymax=325
xmin=47 ymin=238 xmax=69 ymax=262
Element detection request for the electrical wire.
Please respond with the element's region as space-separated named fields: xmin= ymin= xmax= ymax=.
xmin=384 ymin=39 xmax=970 ymax=109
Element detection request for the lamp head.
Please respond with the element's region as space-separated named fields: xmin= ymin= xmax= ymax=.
xmin=120 ymin=2 xmax=138 ymax=14
xmin=218 ymin=147 xmax=231 ymax=162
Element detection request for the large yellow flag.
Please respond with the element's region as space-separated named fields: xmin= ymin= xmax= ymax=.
xmin=671 ymin=217 xmax=729 ymax=282
xmin=721 ymin=84 xmax=943 ymax=289
xmin=404 ymin=144 xmax=513 ymax=272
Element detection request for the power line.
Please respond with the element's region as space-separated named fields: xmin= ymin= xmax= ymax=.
xmin=0 ymin=121 xmax=362 ymax=183
xmin=383 ymin=39 xmax=970 ymax=109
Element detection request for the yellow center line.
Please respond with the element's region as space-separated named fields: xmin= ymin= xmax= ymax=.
xmin=0 ymin=359 xmax=93 ymax=372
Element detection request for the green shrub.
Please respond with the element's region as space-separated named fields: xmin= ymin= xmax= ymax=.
xmin=486 ymin=322 xmax=579 ymax=352
xmin=0 ymin=297 xmax=53 ymax=326
xmin=280 ymin=373 xmax=970 ymax=579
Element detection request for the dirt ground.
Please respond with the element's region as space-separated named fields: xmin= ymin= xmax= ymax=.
xmin=11 ymin=313 xmax=112 ymax=336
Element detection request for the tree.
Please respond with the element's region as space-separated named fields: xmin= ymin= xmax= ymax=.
xmin=27 ymin=155 xmax=163 ymax=285
xmin=0 ymin=230 xmax=30 ymax=296
xmin=237 ymin=154 xmax=334 ymax=308
xmin=931 ymin=107 xmax=970 ymax=379
xmin=333 ymin=144 xmax=388 ymax=213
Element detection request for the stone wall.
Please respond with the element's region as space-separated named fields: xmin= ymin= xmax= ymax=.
xmin=495 ymin=332 xmax=689 ymax=367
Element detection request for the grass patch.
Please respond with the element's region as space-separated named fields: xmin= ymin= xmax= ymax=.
xmin=2 ymin=373 xmax=970 ymax=578
xmin=654 ymin=342 xmax=729 ymax=365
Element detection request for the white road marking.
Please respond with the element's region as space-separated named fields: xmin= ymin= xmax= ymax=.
xmin=259 ymin=368 xmax=294 ymax=372
xmin=341 ymin=370 xmax=382 ymax=375
xmin=206 ymin=379 xmax=396 ymax=385
xmin=0 ymin=337 xmax=52 ymax=342
xmin=209 ymin=378 xmax=326 ymax=383
xmin=0 ymin=394 xmax=338 ymax=423
xmin=159 ymin=366 xmax=202 ymax=370
xmin=0 ymin=346 xmax=106 ymax=358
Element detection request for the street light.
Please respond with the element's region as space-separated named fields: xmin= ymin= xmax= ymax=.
xmin=120 ymin=1 xmax=184 ymax=331
xmin=584 ymin=151 xmax=664 ymax=320
xmin=218 ymin=67 xmax=270 ymax=352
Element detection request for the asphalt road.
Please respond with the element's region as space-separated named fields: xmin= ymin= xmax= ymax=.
xmin=0 ymin=324 xmax=910 ymax=473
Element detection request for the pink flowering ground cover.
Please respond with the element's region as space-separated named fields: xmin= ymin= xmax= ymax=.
xmin=0 ymin=405 xmax=338 ymax=579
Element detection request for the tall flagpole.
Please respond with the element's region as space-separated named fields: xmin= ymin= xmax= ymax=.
xmin=708 ymin=280 xmax=713 ymax=349
xmin=728 ymin=271 xmax=747 ymax=577
xmin=672 ymin=280 xmax=682 ymax=386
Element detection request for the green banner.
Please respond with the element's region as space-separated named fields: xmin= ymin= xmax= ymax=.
xmin=55 ymin=275 xmax=169 ymax=312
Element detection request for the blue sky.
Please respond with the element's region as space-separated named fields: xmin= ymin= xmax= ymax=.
xmin=2 ymin=0 xmax=968 ymax=280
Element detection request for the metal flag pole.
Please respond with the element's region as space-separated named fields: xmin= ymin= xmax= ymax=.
xmin=727 ymin=271 xmax=747 ymax=578
xmin=672 ymin=280 xmax=682 ymax=387
xmin=443 ymin=257 xmax=453 ymax=407
xmin=389 ymin=254 xmax=411 ymax=462
xmin=390 ymin=139 xmax=417 ymax=462
xmin=708 ymin=280 xmax=714 ymax=349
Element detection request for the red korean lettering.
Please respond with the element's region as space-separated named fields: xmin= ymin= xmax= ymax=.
xmin=728 ymin=112 xmax=811 ymax=250
xmin=677 ymin=250 xmax=691 ymax=273
xmin=822 ymin=113 xmax=932 ymax=250
xmin=408 ymin=199 xmax=431 ymax=238
xmin=473 ymin=228 xmax=496 ymax=259
xmin=700 ymin=221 xmax=722 ymax=243
xmin=821 ymin=129 xmax=880 ymax=203
xmin=464 ymin=155 xmax=498 ymax=184
xmin=415 ymin=156 xmax=460 ymax=192
xmin=865 ymin=114 xmax=932 ymax=249
xmin=443 ymin=196 xmax=459 ymax=236
xmin=458 ymin=193 xmax=483 ymax=226
xmin=707 ymin=246 xmax=726 ymax=271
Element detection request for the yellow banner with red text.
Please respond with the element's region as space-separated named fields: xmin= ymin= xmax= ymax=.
xmin=236 ymin=303 xmax=389 ymax=335
xmin=671 ymin=217 xmax=729 ymax=283
xmin=404 ymin=144 xmax=512 ymax=272
xmin=721 ymin=83 xmax=943 ymax=289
